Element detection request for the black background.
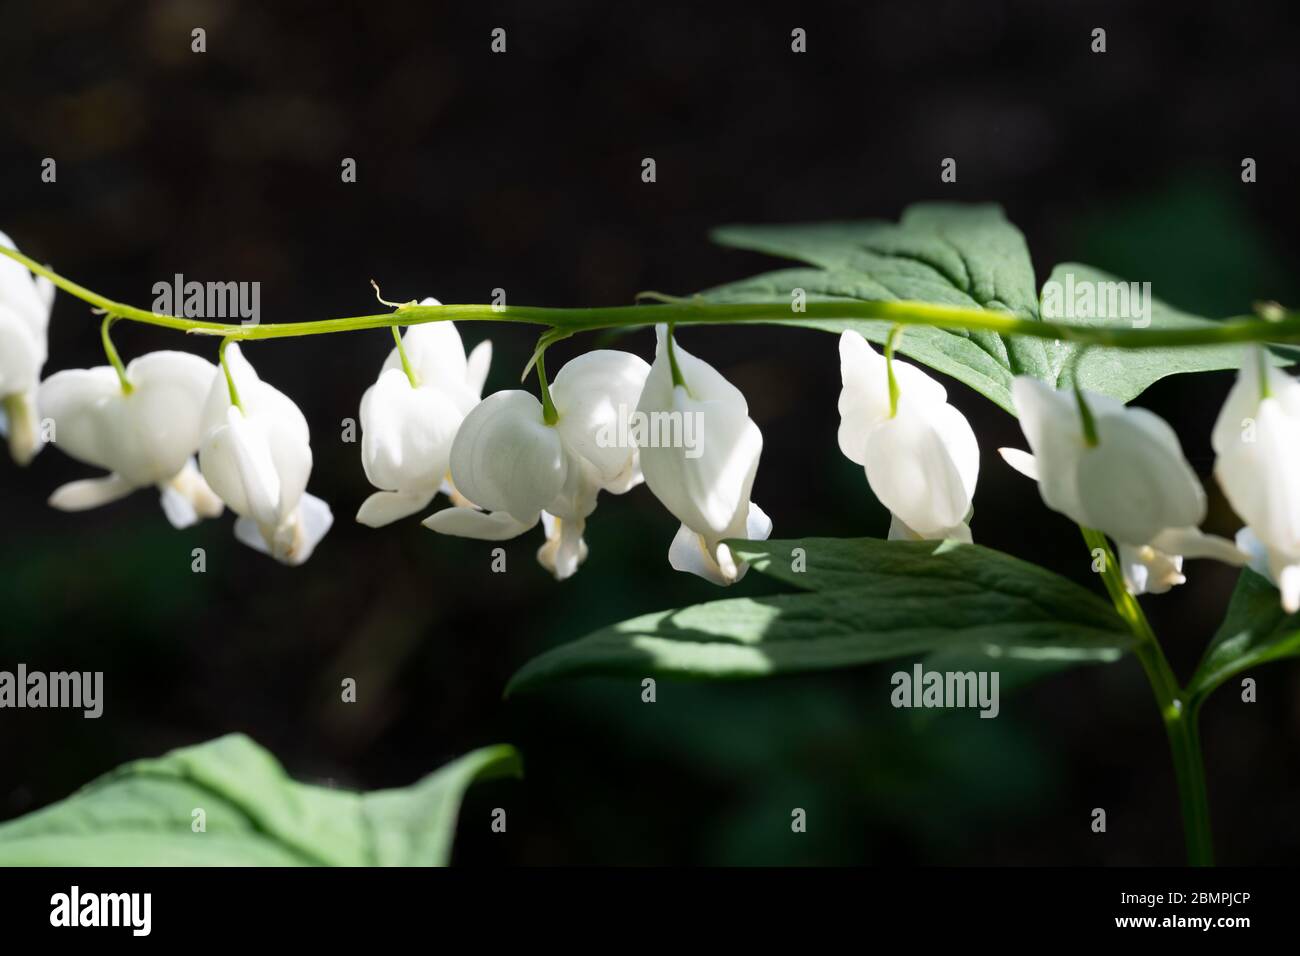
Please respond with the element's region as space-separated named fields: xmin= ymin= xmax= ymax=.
xmin=1 ymin=0 xmax=1298 ymax=865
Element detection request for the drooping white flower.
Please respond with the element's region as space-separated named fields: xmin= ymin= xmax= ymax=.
xmin=1002 ymin=375 xmax=1244 ymax=595
xmin=198 ymin=343 xmax=332 ymax=565
xmin=1212 ymin=348 xmax=1300 ymax=611
xmin=357 ymin=300 xmax=491 ymax=527
xmin=636 ymin=325 xmax=770 ymax=585
xmin=0 ymin=232 xmax=55 ymax=465
xmin=424 ymin=349 xmax=649 ymax=579
xmin=39 ymin=351 xmax=223 ymax=527
xmin=837 ymin=330 xmax=979 ymax=541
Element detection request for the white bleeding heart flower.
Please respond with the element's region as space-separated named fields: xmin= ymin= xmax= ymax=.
xmin=636 ymin=325 xmax=770 ymax=586
xmin=1002 ymin=375 xmax=1244 ymax=595
xmin=424 ymin=349 xmax=649 ymax=580
xmin=1212 ymin=347 xmax=1300 ymax=611
xmin=198 ymin=343 xmax=332 ymax=565
xmin=0 ymin=232 xmax=55 ymax=465
xmin=357 ymin=299 xmax=492 ymax=527
xmin=837 ymin=330 xmax=979 ymax=540
xmin=39 ymin=351 xmax=223 ymax=528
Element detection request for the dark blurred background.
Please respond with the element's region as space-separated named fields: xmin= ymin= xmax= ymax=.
xmin=2 ymin=0 xmax=1299 ymax=865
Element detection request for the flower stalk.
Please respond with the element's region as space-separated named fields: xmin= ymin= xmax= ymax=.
xmin=1081 ymin=527 xmax=1214 ymax=866
xmin=219 ymin=337 xmax=245 ymax=414
xmin=100 ymin=316 xmax=134 ymax=394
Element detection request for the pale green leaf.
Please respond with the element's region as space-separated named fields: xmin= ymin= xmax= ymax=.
xmin=702 ymin=203 xmax=1292 ymax=412
xmin=506 ymin=537 xmax=1130 ymax=694
xmin=1188 ymin=568 xmax=1300 ymax=704
xmin=0 ymin=735 xmax=521 ymax=866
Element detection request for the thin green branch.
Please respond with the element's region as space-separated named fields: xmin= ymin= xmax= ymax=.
xmin=4 ymin=245 xmax=1299 ymax=350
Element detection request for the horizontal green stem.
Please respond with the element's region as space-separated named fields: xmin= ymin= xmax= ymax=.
xmin=3 ymin=244 xmax=1299 ymax=351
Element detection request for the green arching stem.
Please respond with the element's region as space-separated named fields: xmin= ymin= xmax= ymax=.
xmin=219 ymin=338 xmax=246 ymax=414
xmin=100 ymin=316 xmax=133 ymax=394
xmin=884 ymin=325 xmax=904 ymax=417
xmin=1074 ymin=385 xmax=1100 ymax=447
xmin=535 ymin=349 xmax=558 ymax=425
xmin=1081 ymin=527 xmax=1214 ymax=866
xmin=3 ymin=248 xmax=229 ymax=334
xmin=391 ymin=326 xmax=419 ymax=387
xmin=3 ymin=245 xmax=1299 ymax=350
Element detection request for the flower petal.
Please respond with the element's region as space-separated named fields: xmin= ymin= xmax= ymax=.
xmin=863 ymin=400 xmax=978 ymax=537
xmin=536 ymin=511 xmax=589 ymax=580
xmin=157 ymin=458 xmax=223 ymax=529
xmin=49 ymin=474 xmax=135 ymax=511
xmin=551 ymin=349 xmax=650 ymax=485
xmin=1076 ymin=406 xmax=1206 ymax=544
xmin=1010 ymin=376 xmax=1087 ymax=524
xmin=356 ymin=489 xmax=436 ymax=528
xmin=447 ymin=390 xmax=567 ymax=523
xmin=637 ymin=327 xmax=762 ymax=537
xmin=997 ymin=447 xmax=1038 ymax=480
xmin=360 ymin=368 xmax=464 ymax=495
xmin=422 ymin=505 xmax=539 ymax=539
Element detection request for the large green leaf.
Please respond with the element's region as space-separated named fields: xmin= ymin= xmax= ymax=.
xmin=1040 ymin=263 xmax=1294 ymax=403
xmin=0 ymin=734 xmax=521 ymax=866
xmin=1188 ymin=568 xmax=1300 ymax=704
xmin=703 ymin=203 xmax=1286 ymax=413
xmin=707 ymin=204 xmax=1046 ymax=412
xmin=506 ymin=537 xmax=1131 ymax=695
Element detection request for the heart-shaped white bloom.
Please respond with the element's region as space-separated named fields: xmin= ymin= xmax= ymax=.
xmin=424 ymin=349 xmax=649 ymax=580
xmin=39 ymin=351 xmax=223 ymax=527
xmin=636 ymin=326 xmax=770 ymax=586
xmin=0 ymin=231 xmax=55 ymax=465
xmin=198 ymin=344 xmax=332 ymax=565
xmin=1002 ymin=375 xmax=1244 ymax=595
xmin=1212 ymin=348 xmax=1300 ymax=611
xmin=837 ymin=330 xmax=978 ymax=540
xmin=357 ymin=300 xmax=492 ymax=527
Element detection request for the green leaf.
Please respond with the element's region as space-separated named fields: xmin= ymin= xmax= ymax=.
xmin=1040 ymin=263 xmax=1296 ymax=403
xmin=703 ymin=203 xmax=1287 ymax=413
xmin=0 ymin=734 xmax=521 ymax=866
xmin=1188 ymin=568 xmax=1300 ymax=704
xmin=506 ymin=537 xmax=1131 ymax=694
xmin=707 ymin=204 xmax=1047 ymax=413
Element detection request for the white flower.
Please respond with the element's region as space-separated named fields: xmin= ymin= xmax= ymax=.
xmin=0 ymin=232 xmax=55 ymax=465
xmin=837 ymin=330 xmax=979 ymax=540
xmin=198 ymin=344 xmax=332 ymax=565
xmin=424 ymin=349 xmax=649 ymax=579
xmin=1212 ymin=348 xmax=1300 ymax=611
xmin=636 ymin=325 xmax=770 ymax=585
xmin=39 ymin=351 xmax=223 ymax=527
xmin=357 ymin=300 xmax=491 ymax=527
xmin=1002 ymin=375 xmax=1243 ymax=595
